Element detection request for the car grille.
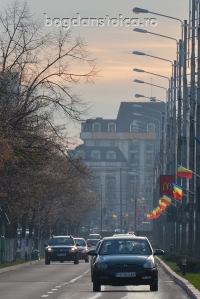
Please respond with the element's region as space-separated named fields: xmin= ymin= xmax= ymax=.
xmin=110 ymin=264 xmax=139 ymax=271
xmin=52 ymin=248 xmax=70 ymax=253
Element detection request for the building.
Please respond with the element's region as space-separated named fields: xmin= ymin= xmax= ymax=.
xmin=72 ymin=101 xmax=166 ymax=232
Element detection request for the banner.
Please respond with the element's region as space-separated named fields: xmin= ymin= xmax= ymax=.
xmin=160 ymin=175 xmax=175 ymax=197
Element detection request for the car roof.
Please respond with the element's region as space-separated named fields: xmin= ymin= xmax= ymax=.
xmin=103 ymin=236 xmax=148 ymax=241
xmin=74 ymin=237 xmax=85 ymax=240
xmin=51 ymin=235 xmax=73 ymax=239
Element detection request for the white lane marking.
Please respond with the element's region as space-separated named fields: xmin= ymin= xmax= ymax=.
xmin=56 ymin=286 xmax=61 ymax=288
xmin=47 ymin=292 xmax=53 ymax=294
xmin=41 ymin=269 xmax=90 ymax=297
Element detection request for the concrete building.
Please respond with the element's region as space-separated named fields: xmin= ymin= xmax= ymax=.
xmin=72 ymin=101 xmax=166 ymax=232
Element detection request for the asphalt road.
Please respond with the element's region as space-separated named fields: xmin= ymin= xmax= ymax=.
xmin=0 ymin=259 xmax=190 ymax=299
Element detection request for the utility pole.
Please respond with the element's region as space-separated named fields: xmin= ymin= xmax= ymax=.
xmin=196 ymin=3 xmax=200 ymax=259
xmin=120 ymin=168 xmax=122 ymax=233
xmin=181 ymin=20 xmax=189 ymax=254
xmin=189 ymin=0 xmax=196 ymax=257
xmin=100 ymin=184 xmax=102 ymax=232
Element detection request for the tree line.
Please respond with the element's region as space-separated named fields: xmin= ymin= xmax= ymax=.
xmin=0 ymin=1 xmax=99 ymax=260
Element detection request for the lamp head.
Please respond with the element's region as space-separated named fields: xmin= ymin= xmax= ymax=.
xmin=134 ymin=79 xmax=144 ymax=83
xmin=132 ymin=51 xmax=146 ymax=55
xmin=133 ymin=28 xmax=148 ymax=33
xmin=133 ymin=68 xmax=144 ymax=73
xmin=135 ymin=94 xmax=145 ymax=98
xmin=133 ymin=7 xmax=149 ymax=14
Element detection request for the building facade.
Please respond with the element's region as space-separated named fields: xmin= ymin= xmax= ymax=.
xmin=72 ymin=101 xmax=166 ymax=232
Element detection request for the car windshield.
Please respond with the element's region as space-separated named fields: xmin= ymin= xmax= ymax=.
xmin=99 ymin=239 xmax=152 ymax=255
xmin=74 ymin=239 xmax=86 ymax=246
xmin=49 ymin=238 xmax=75 ymax=246
xmin=89 ymin=235 xmax=101 ymax=239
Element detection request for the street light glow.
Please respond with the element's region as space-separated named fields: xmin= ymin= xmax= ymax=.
xmin=133 ymin=104 xmax=142 ymax=108
xmin=133 ymin=113 xmax=142 ymax=116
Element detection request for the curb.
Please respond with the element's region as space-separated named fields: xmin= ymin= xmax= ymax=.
xmin=0 ymin=259 xmax=43 ymax=274
xmin=156 ymin=257 xmax=200 ymax=299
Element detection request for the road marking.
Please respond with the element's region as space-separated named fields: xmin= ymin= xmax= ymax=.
xmin=41 ymin=269 xmax=90 ymax=297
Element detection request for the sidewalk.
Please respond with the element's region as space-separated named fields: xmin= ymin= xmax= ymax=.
xmin=0 ymin=259 xmax=43 ymax=274
xmin=156 ymin=257 xmax=200 ymax=299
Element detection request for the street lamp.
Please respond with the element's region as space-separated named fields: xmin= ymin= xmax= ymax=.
xmin=132 ymin=7 xmax=183 ymax=40
xmin=133 ymin=28 xmax=179 ymax=63
xmin=135 ymin=94 xmax=164 ymax=103
xmin=133 ymin=68 xmax=170 ymax=83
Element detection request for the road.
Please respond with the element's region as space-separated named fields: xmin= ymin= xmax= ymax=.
xmin=0 ymin=259 xmax=190 ymax=299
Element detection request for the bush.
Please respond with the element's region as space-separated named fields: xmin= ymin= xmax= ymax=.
xmin=163 ymin=252 xmax=184 ymax=262
xmin=176 ymin=257 xmax=200 ymax=273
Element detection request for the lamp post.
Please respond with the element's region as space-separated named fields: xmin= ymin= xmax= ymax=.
xmin=100 ymin=184 xmax=103 ymax=232
xmin=135 ymin=94 xmax=165 ymax=103
xmin=132 ymin=7 xmax=184 ymax=41
xmin=133 ymin=28 xmax=179 ymax=67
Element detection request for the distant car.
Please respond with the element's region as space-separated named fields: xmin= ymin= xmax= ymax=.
xmin=74 ymin=237 xmax=90 ymax=263
xmin=88 ymin=235 xmax=164 ymax=292
xmin=87 ymin=234 xmax=102 ymax=246
xmin=44 ymin=235 xmax=79 ymax=265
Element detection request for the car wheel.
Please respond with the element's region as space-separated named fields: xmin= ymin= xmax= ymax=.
xmin=93 ymin=282 xmax=101 ymax=292
xmin=74 ymin=255 xmax=79 ymax=264
xmin=85 ymin=258 xmax=89 ymax=263
xmin=150 ymin=281 xmax=158 ymax=291
xmin=45 ymin=257 xmax=50 ymax=265
xmin=60 ymin=260 xmax=64 ymax=263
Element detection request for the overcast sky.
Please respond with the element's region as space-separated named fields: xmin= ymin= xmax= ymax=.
xmin=1 ymin=0 xmax=190 ymax=140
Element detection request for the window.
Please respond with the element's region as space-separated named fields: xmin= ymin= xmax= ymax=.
xmin=147 ymin=123 xmax=155 ymax=132
xmin=110 ymin=140 xmax=115 ymax=146
xmin=76 ymin=151 xmax=85 ymax=159
xmin=130 ymin=153 xmax=139 ymax=164
xmin=93 ymin=123 xmax=101 ymax=132
xmin=130 ymin=123 xmax=138 ymax=132
xmin=95 ymin=140 xmax=100 ymax=146
xmin=91 ymin=151 xmax=101 ymax=159
xmin=106 ymin=151 xmax=116 ymax=160
xmin=108 ymin=123 xmax=116 ymax=132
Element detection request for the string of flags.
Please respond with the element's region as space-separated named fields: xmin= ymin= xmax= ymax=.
xmin=145 ymin=163 xmax=198 ymax=221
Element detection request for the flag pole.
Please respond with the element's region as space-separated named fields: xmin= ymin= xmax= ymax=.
xmin=192 ymin=171 xmax=200 ymax=178
xmin=182 ymin=186 xmax=195 ymax=194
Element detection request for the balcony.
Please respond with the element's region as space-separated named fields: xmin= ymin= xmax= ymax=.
xmin=129 ymin=146 xmax=139 ymax=152
xmin=146 ymin=146 xmax=153 ymax=153
xmin=146 ymin=160 xmax=153 ymax=165
xmin=130 ymin=159 xmax=139 ymax=165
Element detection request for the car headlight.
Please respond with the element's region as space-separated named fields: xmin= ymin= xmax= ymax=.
xmin=70 ymin=247 xmax=76 ymax=252
xmin=47 ymin=248 xmax=53 ymax=252
xmin=96 ymin=261 xmax=108 ymax=270
xmin=143 ymin=259 xmax=154 ymax=269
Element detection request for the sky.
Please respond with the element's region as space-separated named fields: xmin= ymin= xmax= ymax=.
xmin=1 ymin=0 xmax=190 ymax=142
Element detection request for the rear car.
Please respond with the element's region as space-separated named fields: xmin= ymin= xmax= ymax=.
xmin=88 ymin=235 xmax=164 ymax=292
xmin=87 ymin=234 xmax=102 ymax=246
xmin=74 ymin=237 xmax=90 ymax=263
xmin=44 ymin=235 xmax=79 ymax=265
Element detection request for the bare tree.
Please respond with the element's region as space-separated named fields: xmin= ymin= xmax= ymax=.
xmin=0 ymin=1 xmax=99 ymax=141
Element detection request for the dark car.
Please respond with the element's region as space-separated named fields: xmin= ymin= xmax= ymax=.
xmin=74 ymin=237 xmax=90 ymax=263
xmin=90 ymin=240 xmax=102 ymax=279
xmin=87 ymin=234 xmax=102 ymax=246
xmin=88 ymin=235 xmax=164 ymax=292
xmin=44 ymin=235 xmax=79 ymax=265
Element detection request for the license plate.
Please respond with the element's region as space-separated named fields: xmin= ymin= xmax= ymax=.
xmin=57 ymin=254 xmax=66 ymax=256
xmin=116 ymin=272 xmax=136 ymax=277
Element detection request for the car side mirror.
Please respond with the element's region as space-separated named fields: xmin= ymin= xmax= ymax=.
xmin=44 ymin=244 xmax=48 ymax=247
xmin=154 ymin=249 xmax=164 ymax=255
